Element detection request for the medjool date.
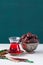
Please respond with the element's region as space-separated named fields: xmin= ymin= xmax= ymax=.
xmin=20 ymin=32 xmax=39 ymax=43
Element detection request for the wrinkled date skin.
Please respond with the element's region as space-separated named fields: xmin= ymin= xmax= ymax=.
xmin=20 ymin=32 xmax=39 ymax=43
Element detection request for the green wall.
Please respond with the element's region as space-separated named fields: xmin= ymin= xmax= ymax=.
xmin=0 ymin=0 xmax=43 ymax=43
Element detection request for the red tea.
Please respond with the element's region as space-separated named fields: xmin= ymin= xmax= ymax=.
xmin=9 ymin=42 xmax=20 ymax=53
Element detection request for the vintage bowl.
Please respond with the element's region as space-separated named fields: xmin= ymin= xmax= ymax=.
xmin=21 ymin=42 xmax=39 ymax=52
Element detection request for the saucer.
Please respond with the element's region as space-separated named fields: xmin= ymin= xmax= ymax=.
xmin=9 ymin=50 xmax=24 ymax=56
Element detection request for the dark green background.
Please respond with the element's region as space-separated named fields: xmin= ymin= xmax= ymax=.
xmin=0 ymin=0 xmax=43 ymax=43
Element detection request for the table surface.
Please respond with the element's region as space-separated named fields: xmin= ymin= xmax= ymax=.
xmin=0 ymin=44 xmax=43 ymax=65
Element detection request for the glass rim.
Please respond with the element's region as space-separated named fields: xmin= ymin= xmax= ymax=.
xmin=9 ymin=37 xmax=20 ymax=43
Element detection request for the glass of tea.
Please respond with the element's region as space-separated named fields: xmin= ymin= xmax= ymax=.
xmin=9 ymin=37 xmax=21 ymax=53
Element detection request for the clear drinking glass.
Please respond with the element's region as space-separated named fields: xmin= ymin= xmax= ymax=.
xmin=9 ymin=37 xmax=21 ymax=53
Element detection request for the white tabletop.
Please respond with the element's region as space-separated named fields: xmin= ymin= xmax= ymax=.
xmin=0 ymin=44 xmax=43 ymax=65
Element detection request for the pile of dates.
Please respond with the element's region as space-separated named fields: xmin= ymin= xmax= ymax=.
xmin=20 ymin=32 xmax=39 ymax=43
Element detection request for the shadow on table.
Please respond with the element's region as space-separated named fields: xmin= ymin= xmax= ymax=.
xmin=34 ymin=50 xmax=43 ymax=54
